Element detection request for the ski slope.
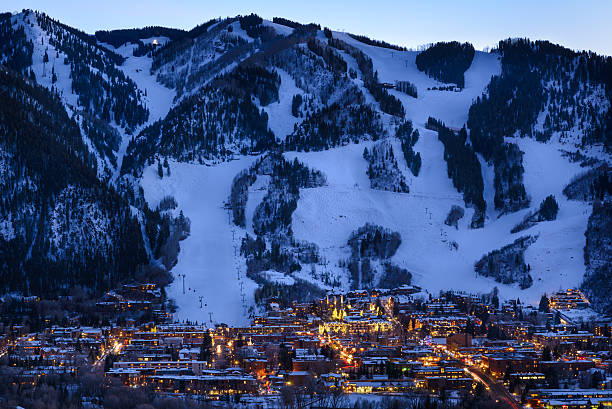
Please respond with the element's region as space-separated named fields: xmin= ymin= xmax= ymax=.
xmin=107 ymin=41 xmax=176 ymax=178
xmin=7 ymin=10 xmax=604 ymax=323
xmin=141 ymin=159 xmax=258 ymax=326
xmin=509 ymin=136 xmax=591 ymax=295
xmin=137 ymin=30 xmax=596 ymax=323
xmin=112 ymin=40 xmax=176 ymax=125
xmin=335 ymin=32 xmax=501 ymax=128
xmin=285 ymin=134 xmax=590 ymax=306
xmin=278 ymin=35 xmax=589 ymax=306
xmin=260 ymin=68 xmax=303 ymax=142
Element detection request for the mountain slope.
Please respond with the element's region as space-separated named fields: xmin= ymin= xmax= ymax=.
xmin=0 ymin=11 xmax=180 ymax=297
xmin=0 ymin=68 xmax=147 ymax=296
xmin=0 ymin=10 xmax=610 ymax=322
xmin=128 ymin=22 xmax=612 ymax=322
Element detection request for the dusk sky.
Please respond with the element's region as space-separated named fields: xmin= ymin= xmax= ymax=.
xmin=4 ymin=0 xmax=612 ymax=55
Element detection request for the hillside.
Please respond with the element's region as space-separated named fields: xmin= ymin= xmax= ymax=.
xmin=0 ymin=10 xmax=610 ymax=324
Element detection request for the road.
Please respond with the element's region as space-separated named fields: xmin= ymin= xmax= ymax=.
xmin=92 ymin=340 xmax=123 ymax=371
xmin=462 ymin=364 xmax=522 ymax=409
xmin=431 ymin=344 xmax=521 ymax=409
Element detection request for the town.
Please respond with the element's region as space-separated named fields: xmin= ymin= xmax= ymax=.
xmin=0 ymin=284 xmax=611 ymax=409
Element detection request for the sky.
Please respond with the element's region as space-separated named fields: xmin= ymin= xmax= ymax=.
xmin=5 ymin=0 xmax=612 ymax=55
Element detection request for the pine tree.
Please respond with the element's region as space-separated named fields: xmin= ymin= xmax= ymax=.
xmin=539 ymin=195 xmax=559 ymax=221
xmin=539 ymin=294 xmax=550 ymax=312
xmin=163 ymin=157 xmax=170 ymax=176
xmin=199 ymin=332 xmax=212 ymax=362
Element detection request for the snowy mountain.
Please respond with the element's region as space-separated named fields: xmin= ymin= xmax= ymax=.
xmin=1 ymin=11 xmax=610 ymax=323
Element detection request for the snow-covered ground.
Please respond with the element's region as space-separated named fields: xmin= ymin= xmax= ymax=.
xmin=141 ymin=159 xmax=259 ymax=326
xmin=284 ymin=132 xmax=591 ymax=307
xmin=335 ymin=32 xmax=501 ymax=129
xmin=107 ymin=41 xmax=176 ymax=178
xmin=15 ymin=13 xmax=79 ymax=110
xmin=112 ymin=41 xmax=176 ymax=125
xmin=557 ymin=307 xmax=605 ymax=324
xmin=147 ymin=35 xmax=595 ymax=323
xmin=260 ymin=68 xmax=302 ymax=141
xmin=262 ymin=20 xmax=294 ymax=37
xmin=8 ymin=11 xmax=604 ymax=324
xmin=14 ymin=13 xmax=122 ymax=177
xmin=508 ymin=137 xmax=591 ymax=295
xmin=244 ymin=175 xmax=270 ymax=236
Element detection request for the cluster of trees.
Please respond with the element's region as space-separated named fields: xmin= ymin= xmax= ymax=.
xmin=0 ymin=13 xmax=33 ymax=73
xmin=122 ymin=84 xmax=274 ymax=174
xmin=428 ymin=85 xmax=459 ymax=91
xmin=345 ymin=224 xmax=402 ymax=289
xmin=468 ymin=43 xmax=544 ymax=158
xmin=469 ymin=39 xmax=612 ymax=214
xmin=493 ymin=143 xmax=530 ymax=213
xmin=94 ymin=26 xmax=187 ymax=48
xmin=348 ymin=223 xmax=402 ymax=260
xmin=185 ymin=18 xmax=222 ymax=40
xmin=168 ymin=28 xmax=252 ymax=96
xmin=444 ymin=205 xmax=465 ymax=229
xmin=563 ymin=164 xmax=611 ymax=202
xmin=253 ymin=155 xmax=326 ymax=236
xmin=291 ymin=94 xmax=302 ymax=117
xmin=70 ymin=61 xmax=149 ymax=130
xmin=0 ymin=369 xmax=225 ymax=409
xmin=0 ymin=68 xmax=148 ymax=297
xmin=80 ymin=113 xmax=121 ymax=171
xmin=229 ymin=168 xmax=258 ymax=227
xmin=347 ymin=33 xmax=407 ymax=51
xmin=36 ymin=13 xmax=149 ymax=131
xmin=218 ymin=64 xmax=281 ymax=106
xmin=538 ymin=195 xmax=559 ymax=221
xmin=396 ymin=120 xmax=421 ymax=176
xmin=239 ymin=13 xmax=276 ymax=41
xmin=144 ymin=202 xmax=190 ymax=269
xmin=230 ymin=152 xmax=324 ymax=231
xmin=241 ymin=233 xmax=305 ymax=282
xmin=346 ymin=257 xmax=376 ymax=289
xmin=272 ymin=17 xmax=320 ymax=32
xmin=269 ymin=43 xmax=357 ymax=105
xmin=395 ymin=80 xmax=418 ymax=98
xmin=474 ymin=235 xmax=537 ymax=289
xmin=468 ymin=65 xmax=532 ymax=215
xmin=131 ymin=40 xmax=161 ymax=57
xmin=351 ymin=388 xmax=500 ymax=409
xmin=234 ymin=154 xmax=326 ymax=305
xmin=510 ymin=195 xmax=559 ymax=234
xmin=150 ymin=17 xmax=228 ymax=75
xmin=329 ymin=36 xmax=405 ymax=117
xmin=244 ymin=246 xmax=326 ymax=307
xmin=285 ymin=102 xmax=384 ymax=151
xmin=363 ymin=141 xmax=409 ymax=193
xmin=581 ymin=201 xmax=612 ymax=314
xmin=307 ymin=38 xmax=347 ymax=74
xmin=433 ymin=119 xmax=486 ymax=228
xmin=415 ymin=41 xmax=475 ymax=88
xmin=377 ymin=262 xmax=412 ymax=289
xmin=253 ymin=278 xmax=325 ymax=308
